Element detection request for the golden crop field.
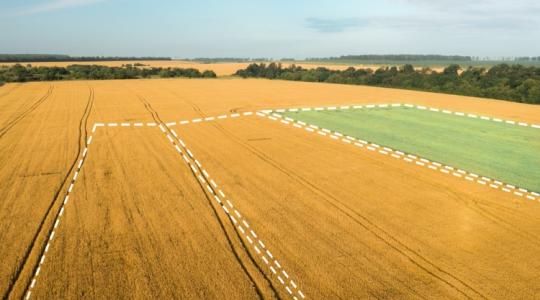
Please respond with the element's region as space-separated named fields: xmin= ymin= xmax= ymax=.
xmin=1 ymin=78 xmax=540 ymax=299
xmin=0 ymin=60 xmax=444 ymax=76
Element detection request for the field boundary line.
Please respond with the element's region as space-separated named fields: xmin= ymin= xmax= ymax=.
xmin=257 ymin=110 xmax=540 ymax=203
xmin=92 ymin=111 xmax=255 ymax=128
xmin=85 ymin=102 xmax=540 ymax=202
xmin=23 ymin=125 xmax=98 ymax=300
xmin=25 ymin=123 xmax=306 ymax=300
xmin=22 ymin=101 xmax=536 ymax=298
xmin=259 ymin=103 xmax=540 ymax=130
xmin=159 ymin=123 xmax=306 ymax=299
xmin=93 ymin=103 xmax=540 ymax=131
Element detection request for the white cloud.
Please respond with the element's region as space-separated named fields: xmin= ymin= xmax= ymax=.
xmin=307 ymin=1 xmax=540 ymax=34
xmin=388 ymin=0 xmax=540 ymax=14
xmin=17 ymin=0 xmax=106 ymax=15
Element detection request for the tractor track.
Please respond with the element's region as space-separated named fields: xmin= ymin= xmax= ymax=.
xmin=4 ymin=86 xmax=94 ymax=300
xmin=136 ymin=95 xmax=279 ymax=300
xmin=0 ymin=85 xmax=54 ymax=140
xmin=209 ymin=117 xmax=487 ymax=300
xmin=160 ymin=85 xmax=486 ymax=299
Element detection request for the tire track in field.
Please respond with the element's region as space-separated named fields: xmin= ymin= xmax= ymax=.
xmin=439 ymin=186 xmax=540 ymax=247
xmin=133 ymin=82 xmax=284 ymax=298
xmin=282 ymin=107 xmax=540 ymax=245
xmin=0 ymin=85 xmax=54 ymax=140
xmin=4 ymin=86 xmax=94 ymax=300
xmin=157 ymin=91 xmax=447 ymax=298
xmin=151 ymin=84 xmax=481 ymax=298
xmin=151 ymin=85 xmax=485 ymax=298
xmin=272 ymin=109 xmax=540 ymax=248
xmin=154 ymin=93 xmax=435 ymax=298
xmin=137 ymin=95 xmax=277 ymax=300
xmin=204 ymin=116 xmax=487 ymax=299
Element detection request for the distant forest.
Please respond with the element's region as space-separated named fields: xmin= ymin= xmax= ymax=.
xmin=0 ymin=54 xmax=172 ymax=62
xmin=184 ymin=57 xmax=270 ymax=63
xmin=308 ymin=55 xmax=473 ymax=62
xmin=303 ymin=55 xmax=540 ymax=67
xmin=306 ymin=55 xmax=540 ymax=62
xmin=0 ymin=64 xmax=216 ymax=82
xmin=235 ymin=63 xmax=540 ymax=104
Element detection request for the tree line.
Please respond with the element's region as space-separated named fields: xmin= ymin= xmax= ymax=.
xmin=235 ymin=63 xmax=540 ymax=104
xmin=0 ymin=64 xmax=216 ymax=82
xmin=183 ymin=57 xmax=270 ymax=63
xmin=515 ymin=57 xmax=540 ymax=62
xmin=307 ymin=55 xmax=473 ymax=62
xmin=0 ymin=54 xmax=172 ymax=62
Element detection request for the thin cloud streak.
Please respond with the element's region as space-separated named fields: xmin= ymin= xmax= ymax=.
xmin=16 ymin=0 xmax=106 ymax=16
xmin=306 ymin=1 xmax=540 ymax=34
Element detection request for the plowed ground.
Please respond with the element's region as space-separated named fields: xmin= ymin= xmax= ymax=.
xmin=1 ymin=78 xmax=540 ymax=299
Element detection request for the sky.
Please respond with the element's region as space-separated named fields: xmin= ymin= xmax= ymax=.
xmin=1 ymin=0 xmax=539 ymax=58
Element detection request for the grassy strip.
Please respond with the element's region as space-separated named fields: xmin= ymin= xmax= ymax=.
xmin=282 ymin=107 xmax=540 ymax=192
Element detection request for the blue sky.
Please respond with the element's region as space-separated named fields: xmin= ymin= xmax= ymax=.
xmin=1 ymin=0 xmax=539 ymax=58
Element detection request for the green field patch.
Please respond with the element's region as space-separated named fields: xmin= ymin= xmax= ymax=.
xmin=282 ymin=107 xmax=540 ymax=192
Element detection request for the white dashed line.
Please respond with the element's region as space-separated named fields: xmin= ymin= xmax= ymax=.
xmin=262 ymin=111 xmax=539 ymax=205
xmin=25 ymin=126 xmax=99 ymax=299
xmin=161 ymin=123 xmax=305 ymax=299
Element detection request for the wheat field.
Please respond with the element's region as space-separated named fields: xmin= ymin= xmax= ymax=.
xmin=1 ymin=78 xmax=539 ymax=299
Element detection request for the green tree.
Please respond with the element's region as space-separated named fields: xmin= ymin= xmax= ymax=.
xmin=402 ymin=64 xmax=415 ymax=74
xmin=202 ymin=70 xmax=217 ymax=78
xmin=233 ymin=63 xmax=540 ymax=105
xmin=443 ymin=64 xmax=461 ymax=76
xmin=526 ymin=84 xmax=540 ymax=104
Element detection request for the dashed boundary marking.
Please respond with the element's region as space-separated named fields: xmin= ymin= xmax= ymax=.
xmin=96 ymin=111 xmax=255 ymax=128
xmin=259 ymin=103 xmax=540 ymax=130
xmin=161 ymin=124 xmax=305 ymax=299
xmin=257 ymin=110 xmax=540 ymax=204
xmin=89 ymin=102 xmax=540 ymax=206
xmin=96 ymin=103 xmax=540 ymax=132
xmin=25 ymin=131 xmax=95 ymax=300
xmin=25 ymin=103 xmax=537 ymax=298
xmin=26 ymin=122 xmax=305 ymax=300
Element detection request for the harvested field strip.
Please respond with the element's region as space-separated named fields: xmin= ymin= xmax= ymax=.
xmin=160 ymin=124 xmax=305 ymax=299
xmin=262 ymin=111 xmax=539 ymax=203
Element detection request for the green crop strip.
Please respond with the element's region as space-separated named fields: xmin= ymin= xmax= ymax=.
xmin=282 ymin=107 xmax=540 ymax=192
